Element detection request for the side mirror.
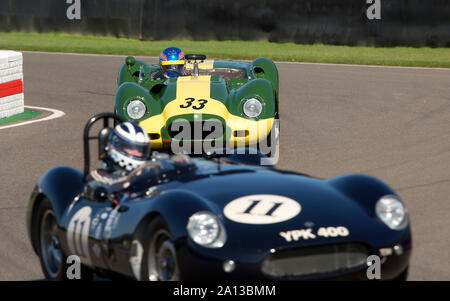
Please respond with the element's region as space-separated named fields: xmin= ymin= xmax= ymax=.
xmin=185 ymin=54 xmax=207 ymax=61
xmin=83 ymin=182 xmax=109 ymax=203
xmin=126 ymin=56 xmax=136 ymax=68
xmin=93 ymin=186 xmax=109 ymax=203
xmin=185 ymin=54 xmax=207 ymax=77
xmin=98 ymin=127 xmax=113 ymax=160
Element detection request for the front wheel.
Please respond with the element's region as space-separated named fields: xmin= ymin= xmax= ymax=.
xmin=140 ymin=216 xmax=180 ymax=281
xmin=36 ymin=198 xmax=93 ymax=281
xmin=37 ymin=200 xmax=66 ymax=280
xmin=393 ymin=266 xmax=409 ymax=281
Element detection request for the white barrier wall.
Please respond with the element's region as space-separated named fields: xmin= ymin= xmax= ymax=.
xmin=0 ymin=51 xmax=24 ymax=119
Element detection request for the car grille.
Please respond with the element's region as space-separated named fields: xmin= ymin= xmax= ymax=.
xmin=261 ymin=243 xmax=369 ymax=279
xmin=168 ymin=120 xmax=224 ymax=140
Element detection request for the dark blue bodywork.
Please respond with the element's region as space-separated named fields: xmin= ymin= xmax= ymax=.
xmin=27 ymin=153 xmax=411 ymax=280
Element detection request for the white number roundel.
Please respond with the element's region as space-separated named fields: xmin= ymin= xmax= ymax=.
xmin=223 ymin=195 xmax=301 ymax=224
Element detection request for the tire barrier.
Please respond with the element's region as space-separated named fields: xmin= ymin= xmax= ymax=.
xmin=0 ymin=51 xmax=24 ymax=119
xmin=0 ymin=0 xmax=449 ymax=47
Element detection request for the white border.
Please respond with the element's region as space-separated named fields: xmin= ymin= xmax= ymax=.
xmin=0 ymin=105 xmax=65 ymax=130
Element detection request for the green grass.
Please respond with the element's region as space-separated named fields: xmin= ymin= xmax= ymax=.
xmin=0 ymin=32 xmax=449 ymax=68
xmin=0 ymin=110 xmax=40 ymax=124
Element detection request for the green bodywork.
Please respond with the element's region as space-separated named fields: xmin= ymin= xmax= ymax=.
xmin=115 ymin=56 xmax=279 ymax=148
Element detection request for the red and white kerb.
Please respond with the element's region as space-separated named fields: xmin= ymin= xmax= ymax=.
xmin=0 ymin=51 xmax=24 ymax=119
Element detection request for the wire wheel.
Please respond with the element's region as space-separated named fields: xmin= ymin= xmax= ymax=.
xmin=147 ymin=228 xmax=180 ymax=281
xmin=40 ymin=209 xmax=63 ymax=279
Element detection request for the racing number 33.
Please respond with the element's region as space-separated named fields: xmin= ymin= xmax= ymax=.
xmin=180 ymin=98 xmax=208 ymax=110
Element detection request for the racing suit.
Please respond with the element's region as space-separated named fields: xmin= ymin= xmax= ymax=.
xmin=83 ymin=168 xmax=131 ymax=202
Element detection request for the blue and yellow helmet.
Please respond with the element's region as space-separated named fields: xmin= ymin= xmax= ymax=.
xmin=159 ymin=47 xmax=185 ymax=77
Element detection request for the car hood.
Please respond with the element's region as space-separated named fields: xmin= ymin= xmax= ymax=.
xmin=176 ymin=168 xmax=403 ymax=254
xmin=146 ymin=75 xmax=230 ymax=121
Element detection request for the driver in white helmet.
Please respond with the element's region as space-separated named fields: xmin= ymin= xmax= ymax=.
xmin=87 ymin=122 xmax=151 ymax=186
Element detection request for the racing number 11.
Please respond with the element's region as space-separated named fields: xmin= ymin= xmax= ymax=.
xmin=242 ymin=200 xmax=283 ymax=216
xmin=71 ymin=219 xmax=87 ymax=257
xmin=67 ymin=207 xmax=92 ymax=261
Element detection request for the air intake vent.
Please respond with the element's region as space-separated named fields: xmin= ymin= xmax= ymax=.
xmin=168 ymin=120 xmax=224 ymax=140
xmin=262 ymin=243 xmax=369 ymax=278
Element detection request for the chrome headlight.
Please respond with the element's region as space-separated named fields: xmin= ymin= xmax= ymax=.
xmin=243 ymin=97 xmax=263 ymax=118
xmin=187 ymin=212 xmax=227 ymax=248
xmin=375 ymin=195 xmax=408 ymax=230
xmin=126 ymin=99 xmax=146 ymax=120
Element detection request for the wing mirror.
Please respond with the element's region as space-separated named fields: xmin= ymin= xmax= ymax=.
xmin=93 ymin=186 xmax=109 ymax=202
xmin=185 ymin=54 xmax=207 ymax=78
xmin=82 ymin=181 xmax=109 ymax=203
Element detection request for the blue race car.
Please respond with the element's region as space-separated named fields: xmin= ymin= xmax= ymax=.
xmin=27 ymin=113 xmax=411 ymax=280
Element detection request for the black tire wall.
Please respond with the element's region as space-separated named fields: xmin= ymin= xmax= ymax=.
xmin=0 ymin=0 xmax=449 ymax=47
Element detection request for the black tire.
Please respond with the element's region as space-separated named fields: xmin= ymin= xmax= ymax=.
xmin=140 ymin=216 xmax=180 ymax=281
xmin=393 ymin=266 xmax=409 ymax=281
xmin=36 ymin=198 xmax=93 ymax=281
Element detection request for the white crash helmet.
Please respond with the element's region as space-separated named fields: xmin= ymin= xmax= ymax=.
xmin=107 ymin=122 xmax=150 ymax=172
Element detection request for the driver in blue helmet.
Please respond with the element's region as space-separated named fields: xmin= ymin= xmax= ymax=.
xmin=151 ymin=47 xmax=186 ymax=80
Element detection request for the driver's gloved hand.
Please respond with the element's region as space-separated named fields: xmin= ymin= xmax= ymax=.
xmin=150 ymin=70 xmax=168 ymax=80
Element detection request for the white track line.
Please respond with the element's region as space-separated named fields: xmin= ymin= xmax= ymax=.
xmin=22 ymin=50 xmax=449 ymax=71
xmin=0 ymin=105 xmax=65 ymax=130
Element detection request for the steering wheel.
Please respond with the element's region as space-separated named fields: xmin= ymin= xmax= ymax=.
xmin=185 ymin=54 xmax=207 ymax=61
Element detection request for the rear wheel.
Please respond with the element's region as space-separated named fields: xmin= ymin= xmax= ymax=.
xmin=36 ymin=198 xmax=94 ymax=281
xmin=37 ymin=199 xmax=68 ymax=280
xmin=140 ymin=216 xmax=180 ymax=281
xmin=39 ymin=206 xmax=64 ymax=279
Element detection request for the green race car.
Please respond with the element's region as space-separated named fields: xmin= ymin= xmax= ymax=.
xmin=115 ymin=54 xmax=279 ymax=155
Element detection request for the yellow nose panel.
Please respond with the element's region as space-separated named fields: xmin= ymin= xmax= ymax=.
xmin=140 ymin=75 xmax=274 ymax=149
xmin=162 ymin=75 xmax=227 ymax=118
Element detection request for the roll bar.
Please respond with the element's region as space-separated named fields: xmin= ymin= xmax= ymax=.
xmin=185 ymin=54 xmax=207 ymax=77
xmin=83 ymin=112 xmax=124 ymax=180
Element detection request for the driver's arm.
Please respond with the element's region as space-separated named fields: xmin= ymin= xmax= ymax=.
xmin=150 ymin=69 xmax=168 ymax=80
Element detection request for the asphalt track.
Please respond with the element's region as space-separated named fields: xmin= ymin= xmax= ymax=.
xmin=0 ymin=52 xmax=449 ymax=280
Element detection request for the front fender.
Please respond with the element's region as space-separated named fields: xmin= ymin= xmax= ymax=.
xmin=26 ymin=166 xmax=84 ymax=254
xmin=327 ymin=173 xmax=398 ymax=216
xmin=143 ymin=190 xmax=218 ymax=240
xmin=115 ymin=82 xmax=161 ymax=122
xmin=228 ymin=78 xmax=276 ymax=120
xmin=252 ymin=57 xmax=279 ymax=93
